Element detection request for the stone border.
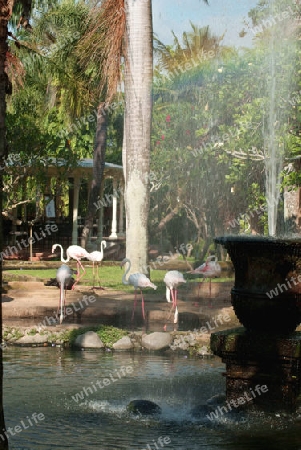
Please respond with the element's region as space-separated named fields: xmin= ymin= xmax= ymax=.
xmin=2 ymin=326 xmax=213 ymax=356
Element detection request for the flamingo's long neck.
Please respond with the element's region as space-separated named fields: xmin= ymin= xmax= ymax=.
xmin=57 ymin=244 xmax=69 ymax=263
xmin=122 ymin=260 xmax=131 ymax=285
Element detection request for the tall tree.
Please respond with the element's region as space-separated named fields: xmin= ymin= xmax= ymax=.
xmin=123 ymin=0 xmax=153 ymax=274
xmin=0 ymin=2 xmax=10 ymax=448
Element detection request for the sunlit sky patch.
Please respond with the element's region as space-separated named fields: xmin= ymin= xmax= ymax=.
xmin=152 ymin=0 xmax=257 ymax=48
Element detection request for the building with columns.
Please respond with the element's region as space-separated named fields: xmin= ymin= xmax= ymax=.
xmin=3 ymin=158 xmax=125 ymax=260
xmin=46 ymin=158 xmax=125 ymax=250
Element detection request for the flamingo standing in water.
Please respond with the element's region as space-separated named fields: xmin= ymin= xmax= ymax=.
xmin=163 ymin=270 xmax=186 ymax=327
xmin=188 ymin=255 xmax=221 ymax=304
xmin=52 ymin=244 xmax=90 ymax=288
xmin=56 ymin=264 xmax=76 ymax=323
xmin=120 ymin=258 xmax=157 ymax=321
xmin=87 ymin=240 xmax=107 ymax=289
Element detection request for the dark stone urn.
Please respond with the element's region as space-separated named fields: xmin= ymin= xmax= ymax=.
xmin=215 ymin=235 xmax=301 ymax=333
xmin=211 ymin=236 xmax=301 ymax=413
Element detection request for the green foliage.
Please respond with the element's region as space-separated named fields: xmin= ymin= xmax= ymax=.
xmin=66 ymin=325 xmax=128 ymax=347
xmin=6 ymin=0 xmax=124 ymax=216
xmin=27 ymin=328 xmax=38 ymax=335
xmin=5 ymin=1 xmax=301 ymax=244
xmin=151 ymin=8 xmax=301 ymax=239
xmin=96 ymin=326 xmax=128 ymax=347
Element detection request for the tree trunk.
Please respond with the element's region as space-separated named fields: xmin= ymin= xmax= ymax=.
xmin=81 ymin=103 xmax=107 ymax=248
xmin=124 ymin=0 xmax=153 ymax=274
xmin=0 ymin=1 xmax=11 ymax=448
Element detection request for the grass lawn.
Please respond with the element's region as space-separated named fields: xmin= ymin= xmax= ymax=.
xmin=4 ymin=265 xmax=233 ymax=292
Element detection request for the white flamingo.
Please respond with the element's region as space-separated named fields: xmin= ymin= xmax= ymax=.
xmin=52 ymin=244 xmax=90 ymax=288
xmin=56 ymin=264 xmax=76 ymax=323
xmin=163 ymin=270 xmax=186 ymax=327
xmin=120 ymin=258 xmax=157 ymax=321
xmin=87 ymin=240 xmax=107 ymax=288
xmin=188 ymin=255 xmax=221 ymax=302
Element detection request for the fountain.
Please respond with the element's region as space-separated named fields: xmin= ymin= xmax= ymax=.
xmin=210 ymin=0 xmax=301 ymax=414
xmin=212 ymin=236 xmax=301 ymax=413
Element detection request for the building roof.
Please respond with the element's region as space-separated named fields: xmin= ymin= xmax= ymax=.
xmin=45 ymin=158 xmax=123 ymax=179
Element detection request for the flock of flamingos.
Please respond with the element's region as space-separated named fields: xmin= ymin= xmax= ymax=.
xmin=51 ymin=241 xmax=222 ymax=325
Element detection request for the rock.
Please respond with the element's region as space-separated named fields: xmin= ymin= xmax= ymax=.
xmin=207 ymin=393 xmax=226 ymax=407
xmin=74 ymin=331 xmax=104 ymax=348
xmin=142 ymin=332 xmax=172 ymax=351
xmin=15 ymin=334 xmax=49 ymax=345
xmin=113 ymin=336 xmax=134 ymax=350
xmin=127 ymin=400 xmax=161 ymax=416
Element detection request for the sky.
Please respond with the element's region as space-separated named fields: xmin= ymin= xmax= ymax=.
xmin=152 ymin=0 xmax=258 ymax=49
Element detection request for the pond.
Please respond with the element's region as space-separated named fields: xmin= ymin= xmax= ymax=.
xmin=3 ymin=347 xmax=301 ymax=450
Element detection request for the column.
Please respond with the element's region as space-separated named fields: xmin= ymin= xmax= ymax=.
xmin=72 ymin=177 xmax=81 ymax=245
xmin=86 ymin=181 xmax=94 ymax=249
xmin=118 ymin=179 xmax=125 ymax=236
xmin=95 ymin=182 xmax=105 ymax=247
xmin=109 ymin=178 xmax=118 ymax=239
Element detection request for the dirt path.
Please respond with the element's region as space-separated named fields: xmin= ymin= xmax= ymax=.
xmin=2 ymin=280 xmax=240 ymax=333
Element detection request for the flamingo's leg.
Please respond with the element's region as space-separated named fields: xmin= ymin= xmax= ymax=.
xmin=72 ymin=260 xmax=86 ymax=289
xmin=170 ymin=288 xmax=176 ymax=308
xmin=95 ymin=263 xmax=105 ymax=290
xmin=164 ymin=302 xmax=175 ymax=331
xmin=174 ymin=306 xmax=178 ymax=324
xmin=92 ymin=262 xmax=96 ymax=288
xmin=57 ymin=284 xmax=62 ymax=319
xmin=96 ymin=263 xmax=100 ymax=284
xmin=208 ymin=278 xmax=213 ymax=308
xmin=64 ymin=287 xmax=67 ymax=317
xmin=141 ymin=290 xmax=145 ymax=321
xmin=59 ymin=284 xmax=64 ymax=324
xmin=131 ymin=289 xmax=138 ymax=321
xmin=198 ymin=277 xmax=205 ymax=299
xmin=174 ymin=289 xmax=178 ymax=308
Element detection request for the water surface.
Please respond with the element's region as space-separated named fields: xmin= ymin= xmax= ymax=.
xmin=3 ymin=348 xmax=301 ymax=450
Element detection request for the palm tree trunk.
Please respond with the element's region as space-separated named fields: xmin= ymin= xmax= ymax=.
xmin=81 ymin=102 xmax=107 ymax=248
xmin=0 ymin=2 xmax=11 ymax=448
xmin=124 ymin=0 xmax=153 ymax=274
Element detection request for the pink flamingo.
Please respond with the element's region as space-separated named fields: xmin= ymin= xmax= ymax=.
xmin=188 ymin=255 xmax=221 ymax=303
xmin=52 ymin=244 xmax=90 ymax=288
xmin=56 ymin=264 xmax=76 ymax=323
xmin=87 ymin=240 xmax=107 ymax=289
xmin=163 ymin=270 xmax=186 ymax=327
xmin=120 ymin=258 xmax=157 ymax=321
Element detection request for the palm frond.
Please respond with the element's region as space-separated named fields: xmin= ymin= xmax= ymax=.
xmin=77 ymin=0 xmax=125 ymax=102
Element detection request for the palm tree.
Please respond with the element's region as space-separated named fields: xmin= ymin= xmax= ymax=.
xmin=77 ymin=0 xmax=210 ymax=272
xmin=154 ymin=22 xmax=225 ymax=75
xmin=121 ymin=0 xmax=153 ymax=274
xmin=76 ymin=0 xmax=153 ymax=273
